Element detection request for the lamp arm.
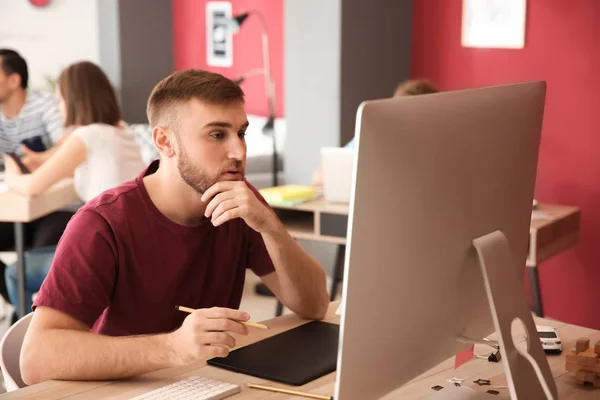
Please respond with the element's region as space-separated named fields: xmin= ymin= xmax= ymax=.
xmin=248 ymin=10 xmax=276 ymax=120
xmin=238 ymin=10 xmax=278 ymax=186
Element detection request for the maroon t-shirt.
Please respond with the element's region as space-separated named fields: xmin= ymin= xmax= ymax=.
xmin=33 ymin=161 xmax=275 ymax=336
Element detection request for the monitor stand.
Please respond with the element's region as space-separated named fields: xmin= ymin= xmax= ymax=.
xmin=469 ymin=230 xmax=557 ymax=400
xmin=429 ymin=231 xmax=557 ymax=400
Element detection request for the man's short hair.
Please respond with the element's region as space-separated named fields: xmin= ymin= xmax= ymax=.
xmin=147 ymin=69 xmax=245 ymax=129
xmin=0 ymin=49 xmax=28 ymax=89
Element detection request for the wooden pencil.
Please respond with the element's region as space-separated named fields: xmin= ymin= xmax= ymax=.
xmin=175 ymin=305 xmax=269 ymax=330
xmin=247 ymin=383 xmax=333 ymax=399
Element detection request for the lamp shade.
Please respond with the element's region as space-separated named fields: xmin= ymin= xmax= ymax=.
xmin=226 ymin=12 xmax=250 ymax=34
xmin=262 ymin=116 xmax=275 ymax=134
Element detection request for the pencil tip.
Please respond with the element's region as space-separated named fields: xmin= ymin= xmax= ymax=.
xmin=174 ymin=305 xmax=180 ymax=310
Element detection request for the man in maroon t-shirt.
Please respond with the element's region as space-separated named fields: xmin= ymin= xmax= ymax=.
xmin=20 ymin=70 xmax=329 ymax=385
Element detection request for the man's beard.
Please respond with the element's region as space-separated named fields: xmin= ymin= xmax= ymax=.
xmin=177 ymin=144 xmax=244 ymax=194
xmin=0 ymin=87 xmax=16 ymax=104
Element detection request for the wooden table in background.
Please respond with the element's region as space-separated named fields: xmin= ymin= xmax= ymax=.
xmin=271 ymin=200 xmax=581 ymax=317
xmin=527 ymin=205 xmax=580 ymax=317
xmin=0 ymin=179 xmax=77 ymax=317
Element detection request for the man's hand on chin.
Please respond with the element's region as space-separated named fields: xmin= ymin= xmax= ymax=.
xmin=201 ymin=181 xmax=277 ymax=233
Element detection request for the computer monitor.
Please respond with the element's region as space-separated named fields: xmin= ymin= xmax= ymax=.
xmin=335 ymin=82 xmax=557 ymax=399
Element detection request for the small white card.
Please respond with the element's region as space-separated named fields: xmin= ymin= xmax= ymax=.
xmin=531 ymin=211 xmax=553 ymax=221
xmin=335 ymin=298 xmax=344 ymax=316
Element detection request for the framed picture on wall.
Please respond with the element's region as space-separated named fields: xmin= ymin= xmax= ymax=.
xmin=206 ymin=1 xmax=233 ymax=67
xmin=462 ymin=0 xmax=527 ymax=49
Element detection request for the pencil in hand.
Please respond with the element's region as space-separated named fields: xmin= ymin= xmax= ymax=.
xmin=175 ymin=305 xmax=269 ymax=330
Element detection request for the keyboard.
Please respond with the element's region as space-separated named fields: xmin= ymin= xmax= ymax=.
xmin=129 ymin=376 xmax=241 ymax=400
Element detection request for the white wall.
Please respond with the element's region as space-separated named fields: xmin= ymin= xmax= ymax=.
xmin=283 ymin=0 xmax=342 ymax=274
xmin=284 ymin=0 xmax=342 ymax=186
xmin=0 ymin=0 xmax=116 ymax=91
xmin=97 ymin=0 xmax=121 ymax=89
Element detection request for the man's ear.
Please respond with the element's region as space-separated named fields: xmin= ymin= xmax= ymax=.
xmin=7 ymin=73 xmax=22 ymax=90
xmin=153 ymin=125 xmax=177 ymax=158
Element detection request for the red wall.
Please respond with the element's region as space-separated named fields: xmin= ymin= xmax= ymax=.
xmin=412 ymin=0 xmax=600 ymax=328
xmin=172 ymin=0 xmax=284 ymax=118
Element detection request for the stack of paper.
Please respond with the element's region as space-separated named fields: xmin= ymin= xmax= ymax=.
xmin=259 ymin=185 xmax=318 ymax=206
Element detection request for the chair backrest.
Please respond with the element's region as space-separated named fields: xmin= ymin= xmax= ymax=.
xmin=129 ymin=124 xmax=158 ymax=166
xmin=0 ymin=313 xmax=33 ymax=391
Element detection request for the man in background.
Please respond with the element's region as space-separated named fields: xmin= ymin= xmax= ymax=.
xmin=0 ymin=49 xmax=65 ymax=168
xmin=312 ymin=79 xmax=439 ymax=186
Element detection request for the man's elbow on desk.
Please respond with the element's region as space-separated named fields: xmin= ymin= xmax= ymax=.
xmin=301 ymin=297 xmax=329 ymax=321
xmin=306 ymin=274 xmax=330 ymax=320
xmin=306 ymin=281 xmax=330 ymax=320
xmin=283 ymin=282 xmax=329 ymax=320
xmin=20 ymin=364 xmax=44 ymax=387
xmin=20 ymin=338 xmax=49 ymax=386
xmin=263 ymin=266 xmax=329 ymax=321
xmin=287 ymin=300 xmax=328 ymax=321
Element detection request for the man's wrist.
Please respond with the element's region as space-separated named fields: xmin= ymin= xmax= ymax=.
xmin=261 ymin=213 xmax=286 ymax=237
xmin=161 ymin=332 xmax=184 ymax=367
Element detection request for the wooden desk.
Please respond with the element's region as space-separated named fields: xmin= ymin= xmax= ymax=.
xmin=271 ymin=198 xmax=349 ymax=245
xmin=271 ymin=200 xmax=580 ymax=317
xmin=0 ymin=179 xmax=78 ymax=317
xmin=527 ymin=205 xmax=580 ymax=317
xmin=6 ymin=302 xmax=599 ymax=399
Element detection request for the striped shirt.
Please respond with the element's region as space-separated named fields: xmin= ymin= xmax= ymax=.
xmin=0 ymin=90 xmax=64 ymax=155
